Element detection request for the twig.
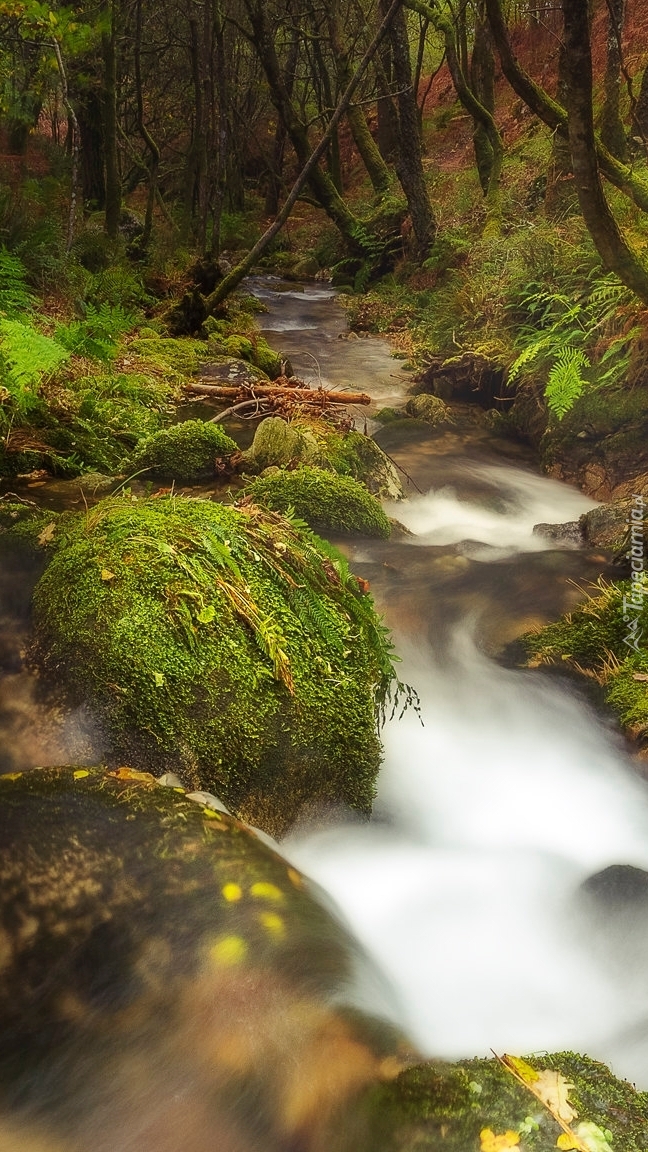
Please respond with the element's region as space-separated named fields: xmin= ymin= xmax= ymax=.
xmin=209 ymin=399 xmax=262 ymax=423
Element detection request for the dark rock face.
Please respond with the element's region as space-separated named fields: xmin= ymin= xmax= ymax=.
xmin=532 ymin=520 xmax=583 ymax=546
xmin=580 ymin=499 xmax=634 ymax=551
xmin=579 ymin=863 xmax=648 ymax=910
xmin=411 ymin=353 xmax=508 ymax=409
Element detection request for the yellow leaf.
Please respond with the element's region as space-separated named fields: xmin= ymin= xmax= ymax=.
xmin=222 ymin=883 xmax=242 ymax=903
xmin=557 ymin=1136 xmax=581 ymax=1151
xmin=480 ymin=1128 xmax=520 ymax=1152
xmin=101 ymin=569 xmax=116 ymax=581
xmin=209 ymin=935 xmax=248 ymax=967
xmin=73 ymin=769 xmax=89 ymax=780
xmin=250 ymin=881 xmax=284 ymax=902
xmin=37 ymin=521 xmax=56 ymax=545
xmin=502 ymin=1055 xmax=539 ymax=1084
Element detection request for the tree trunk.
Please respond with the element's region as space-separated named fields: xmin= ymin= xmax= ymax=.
xmin=382 ymin=0 xmax=436 ymax=255
xmin=561 ymin=0 xmax=648 ymax=302
xmin=134 ymin=0 xmax=160 ymax=248
xmin=327 ymin=0 xmax=391 ymax=195
xmin=485 ymin=0 xmax=648 ymax=216
xmin=243 ymin=0 xmax=364 ymax=253
xmin=265 ymin=33 xmax=299 ymax=215
xmin=75 ymin=83 xmax=105 ymax=208
xmin=635 ymin=65 xmax=648 ymax=141
xmin=545 ymin=32 xmax=576 ymax=215
xmin=375 ymin=40 xmax=399 ymax=162
xmin=470 ymin=10 xmax=496 ymax=195
xmin=101 ymin=2 xmax=121 ymax=241
xmin=600 ymin=0 xmax=627 ymax=161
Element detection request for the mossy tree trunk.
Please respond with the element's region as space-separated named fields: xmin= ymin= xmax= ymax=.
xmin=406 ymin=0 xmax=502 ymax=238
xmin=600 ymin=0 xmax=628 ymax=162
xmin=470 ymin=7 xmax=496 ymax=196
xmin=327 ymin=0 xmax=392 ymax=196
xmin=485 ymin=0 xmax=648 ymax=217
xmin=561 ymin=0 xmax=648 ymax=304
xmin=545 ymin=33 xmax=577 ymax=216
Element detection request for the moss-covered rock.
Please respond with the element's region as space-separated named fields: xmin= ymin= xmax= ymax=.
xmin=369 ymin=1052 xmax=648 ymax=1152
xmin=31 ymin=496 xmax=397 ymax=834
xmin=245 ymin=466 xmax=391 ymax=538
xmin=221 ymin=334 xmax=282 ymax=378
xmin=0 ymin=764 xmax=409 ymax=1152
xmin=127 ymin=420 xmax=238 ymax=482
xmin=244 ymin=417 xmax=404 ymax=499
xmin=405 ymin=394 xmax=454 ymax=426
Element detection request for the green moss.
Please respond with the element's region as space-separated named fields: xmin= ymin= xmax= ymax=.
xmin=31 ymin=495 xmax=398 ymax=834
xmin=522 ymin=579 xmax=648 ymax=735
xmin=127 ymin=335 xmax=205 ymax=379
xmin=369 ymin=1052 xmax=648 ymax=1152
xmin=223 ymin=333 xmax=282 ymax=378
xmin=246 ymin=466 xmax=391 ymax=538
xmin=128 ymin=419 xmax=238 ymax=482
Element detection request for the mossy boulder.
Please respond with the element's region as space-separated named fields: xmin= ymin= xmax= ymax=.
xmin=370 ymin=1052 xmax=648 ymax=1152
xmin=127 ymin=420 xmax=238 ymax=482
xmin=245 ymin=466 xmax=391 ymax=538
xmin=222 ymin=334 xmax=283 ymax=379
xmin=0 ymin=765 xmax=408 ymax=1152
xmin=405 ymin=394 xmax=453 ymax=426
xmin=244 ymin=417 xmax=404 ymax=499
xmin=31 ymin=496 xmax=397 ymax=834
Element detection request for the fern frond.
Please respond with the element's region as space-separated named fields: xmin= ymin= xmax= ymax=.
xmin=545 ymin=347 xmax=590 ymax=419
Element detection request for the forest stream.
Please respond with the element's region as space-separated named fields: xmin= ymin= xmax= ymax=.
xmin=4 ymin=278 xmax=648 ymax=1105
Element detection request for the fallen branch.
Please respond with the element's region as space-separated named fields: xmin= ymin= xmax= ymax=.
xmin=186 ymin=382 xmax=371 ymax=405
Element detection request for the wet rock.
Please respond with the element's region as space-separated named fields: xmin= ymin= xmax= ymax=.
xmin=186 ymin=789 xmax=231 ymax=814
xmin=200 ymin=356 xmax=269 ymax=387
xmin=579 ymin=499 xmax=633 ymax=551
xmin=405 ymin=394 xmax=453 ymax=427
xmin=532 ymin=521 xmax=583 ymax=546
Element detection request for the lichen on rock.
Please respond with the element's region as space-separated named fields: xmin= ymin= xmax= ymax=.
xmin=245 ymin=465 xmax=391 ymax=538
xmin=30 ymin=494 xmax=399 ymax=834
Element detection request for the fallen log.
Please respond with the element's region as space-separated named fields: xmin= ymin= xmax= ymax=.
xmin=185 ymin=381 xmax=371 ymax=405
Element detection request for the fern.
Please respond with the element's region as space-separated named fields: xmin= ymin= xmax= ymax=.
xmin=545 ymin=347 xmax=590 ymax=419
xmin=55 ymin=302 xmax=136 ymax=362
xmin=0 ymin=248 xmax=35 ymax=317
xmin=507 ymin=334 xmax=552 ymax=385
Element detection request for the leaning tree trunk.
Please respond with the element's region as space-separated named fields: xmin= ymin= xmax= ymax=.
xmin=243 ymin=0 xmax=365 ymax=254
xmin=561 ymin=0 xmax=648 ymax=303
xmin=600 ymin=0 xmax=627 ymax=162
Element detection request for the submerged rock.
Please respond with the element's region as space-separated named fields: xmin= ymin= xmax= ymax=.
xmin=30 ymin=495 xmax=397 ymax=834
xmin=245 ymin=465 xmax=392 ymax=538
xmin=404 ymin=394 xmax=454 ymax=427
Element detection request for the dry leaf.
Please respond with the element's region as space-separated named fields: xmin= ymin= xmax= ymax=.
xmin=632 ymin=673 xmax=648 ymax=682
xmin=480 ymin=1128 xmax=520 ymax=1152
xmin=37 ymin=521 xmax=56 ymax=545
xmin=108 ymin=767 xmax=155 ymax=783
xmin=533 ymin=1070 xmax=577 ymax=1125
xmin=502 ymin=1056 xmax=538 ymax=1084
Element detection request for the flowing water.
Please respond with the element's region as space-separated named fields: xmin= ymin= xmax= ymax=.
xmin=247 ymin=278 xmax=648 ymax=1086
xmin=2 ymin=278 xmax=648 ymax=1104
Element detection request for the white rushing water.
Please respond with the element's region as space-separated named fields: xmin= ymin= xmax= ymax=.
xmin=288 ymin=470 xmax=648 ymax=1086
xmin=384 ymin=462 xmax=598 ymax=557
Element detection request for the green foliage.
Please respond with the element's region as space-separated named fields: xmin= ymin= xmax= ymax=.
xmin=0 ymin=247 xmax=35 ymax=316
xmin=246 ymin=466 xmax=392 ymax=538
xmin=544 ymin=347 xmax=589 ymax=419
xmin=31 ymin=495 xmax=400 ymax=832
xmin=55 ymin=303 xmax=137 ymax=362
xmin=128 ymin=419 xmax=238 ymax=482
xmin=522 ymin=578 xmax=648 ymax=735
xmin=0 ymin=317 xmax=68 ymax=423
